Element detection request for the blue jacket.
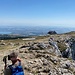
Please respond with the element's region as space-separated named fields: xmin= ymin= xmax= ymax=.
xmin=9 ymin=62 xmax=24 ymax=75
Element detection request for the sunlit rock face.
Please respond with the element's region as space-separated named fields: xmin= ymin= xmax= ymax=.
xmin=71 ymin=41 xmax=75 ymax=60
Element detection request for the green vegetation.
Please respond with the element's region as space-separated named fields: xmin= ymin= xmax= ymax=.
xmin=0 ymin=34 xmax=30 ymax=40
xmin=57 ymin=42 xmax=67 ymax=52
xmin=65 ymin=31 xmax=75 ymax=34
xmin=36 ymin=35 xmax=49 ymax=39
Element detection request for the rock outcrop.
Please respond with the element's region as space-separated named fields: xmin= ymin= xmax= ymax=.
xmin=48 ymin=31 xmax=57 ymax=35
xmin=0 ymin=35 xmax=75 ymax=75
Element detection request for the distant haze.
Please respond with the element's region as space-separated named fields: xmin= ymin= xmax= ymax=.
xmin=0 ymin=25 xmax=75 ymax=36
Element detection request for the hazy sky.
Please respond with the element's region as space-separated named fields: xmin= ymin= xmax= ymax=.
xmin=0 ymin=0 xmax=75 ymax=27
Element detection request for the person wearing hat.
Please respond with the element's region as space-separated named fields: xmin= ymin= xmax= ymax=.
xmin=3 ymin=51 xmax=24 ymax=75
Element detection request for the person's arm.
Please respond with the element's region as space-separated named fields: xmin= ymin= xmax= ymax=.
xmin=3 ymin=56 xmax=7 ymax=69
xmin=4 ymin=64 xmax=7 ymax=69
xmin=17 ymin=57 xmax=21 ymax=62
xmin=17 ymin=57 xmax=24 ymax=70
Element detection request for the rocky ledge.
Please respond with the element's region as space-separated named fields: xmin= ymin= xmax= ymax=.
xmin=0 ymin=33 xmax=75 ymax=75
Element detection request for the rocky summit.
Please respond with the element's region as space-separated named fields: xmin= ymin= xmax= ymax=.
xmin=0 ymin=32 xmax=75 ymax=75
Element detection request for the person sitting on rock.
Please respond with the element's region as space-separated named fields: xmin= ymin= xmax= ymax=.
xmin=3 ymin=51 xmax=24 ymax=75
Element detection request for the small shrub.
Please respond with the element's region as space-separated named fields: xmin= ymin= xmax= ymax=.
xmin=57 ymin=42 xmax=67 ymax=52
